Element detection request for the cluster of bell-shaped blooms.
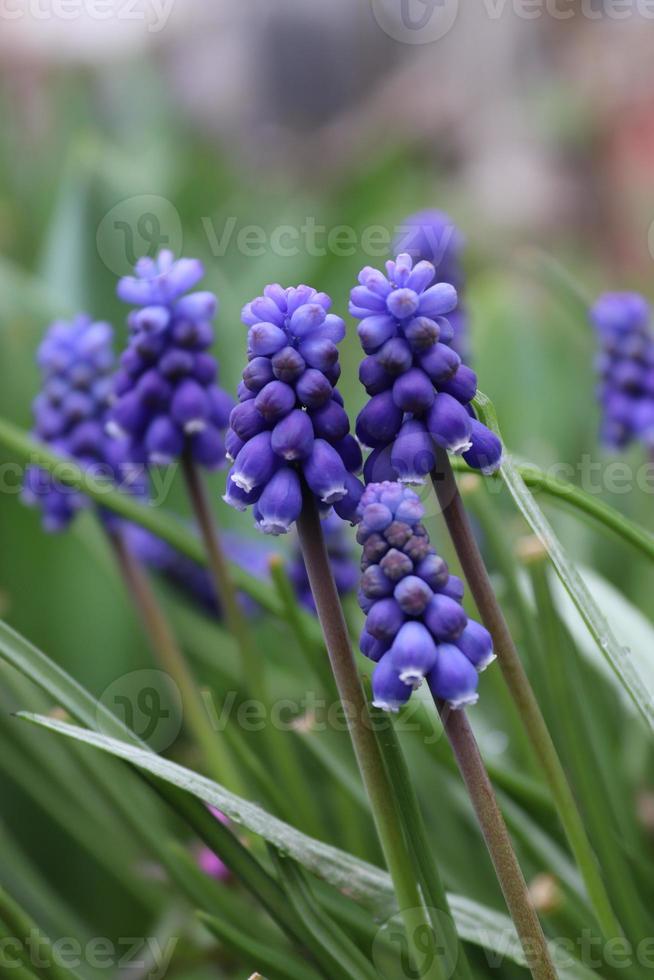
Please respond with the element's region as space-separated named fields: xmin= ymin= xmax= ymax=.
xmin=351 ymin=253 xmax=502 ymax=486
xmin=591 ymin=292 xmax=654 ymax=451
xmin=108 ymin=250 xmax=233 ymax=471
xmin=357 ymin=483 xmax=494 ymax=711
xmin=223 ymin=283 xmax=363 ymax=534
xmin=22 ymin=315 xmax=139 ymax=531
xmin=287 ymin=512 xmax=358 ymax=612
xmin=394 ymin=210 xmax=469 ymax=361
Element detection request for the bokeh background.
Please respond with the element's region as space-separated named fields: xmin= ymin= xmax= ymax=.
xmin=1 ymin=0 xmax=654 ymax=973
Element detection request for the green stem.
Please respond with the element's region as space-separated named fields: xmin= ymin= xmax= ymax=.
xmin=430 ymin=452 xmax=623 ymax=942
xmin=296 ymin=488 xmax=446 ymax=980
xmin=109 ymin=529 xmax=242 ymax=793
xmin=436 ymin=703 xmax=556 ymax=980
xmin=180 ymin=454 xmax=259 ymax=685
xmin=369 ymin=703 xmax=473 ymax=980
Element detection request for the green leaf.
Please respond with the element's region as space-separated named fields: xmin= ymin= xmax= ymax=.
xmin=474 ymin=391 xmax=654 ymax=734
xmin=197 ymin=909 xmax=319 ymax=980
xmin=17 ymin=710 xmax=599 ymax=978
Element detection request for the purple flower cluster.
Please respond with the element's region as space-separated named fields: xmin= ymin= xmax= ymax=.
xmin=591 ymin=293 xmax=654 ymax=450
xmin=23 ymin=315 xmax=130 ymax=531
xmin=224 ymin=284 xmax=363 ymax=534
xmin=394 ymin=210 xmax=469 ymax=361
xmin=108 ymin=250 xmax=233 ymax=470
xmin=288 ymin=512 xmax=358 ymax=612
xmin=125 ymin=525 xmax=272 ymax=618
xmin=352 ymin=253 xmax=502 ymax=485
xmin=357 ymin=483 xmax=494 ymax=711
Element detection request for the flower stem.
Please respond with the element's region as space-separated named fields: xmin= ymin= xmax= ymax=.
xmin=296 ymin=487 xmax=447 ymax=980
xmin=108 ymin=529 xmax=242 ymax=792
xmin=436 ymin=702 xmax=556 ymax=980
xmin=430 ymin=450 xmax=622 ymax=942
xmin=181 ymin=454 xmax=258 ymax=685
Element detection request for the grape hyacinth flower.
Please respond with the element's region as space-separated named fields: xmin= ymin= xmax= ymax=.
xmin=22 ymin=315 xmax=140 ymax=531
xmin=591 ymin=292 xmax=654 ymax=451
xmin=125 ymin=524 xmax=272 ymax=618
xmin=352 ymin=253 xmax=501 ymax=485
xmin=394 ymin=210 xmax=469 ymax=361
xmin=288 ymin=512 xmax=358 ymax=612
xmin=224 ymin=283 xmax=363 ymax=533
xmin=195 ymin=807 xmax=231 ymax=882
xmin=108 ymin=250 xmax=233 ymax=471
xmin=357 ymin=482 xmax=494 ymax=711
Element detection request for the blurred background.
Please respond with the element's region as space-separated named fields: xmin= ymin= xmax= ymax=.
xmin=1 ymin=0 xmax=654 ymax=974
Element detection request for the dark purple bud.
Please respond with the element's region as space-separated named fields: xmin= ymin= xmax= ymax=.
xmin=248 ymin=322 xmax=287 ymax=357
xmin=404 ymin=534 xmax=431 ymax=563
xmin=357 ymin=587 xmax=375 ymax=613
xmin=371 ymin=656 xmax=411 ymax=712
xmin=232 ymin=431 xmax=278 ymax=493
xmin=289 ymin=303 xmax=326 ymax=339
xmin=295 ymin=368 xmax=332 ymax=409
xmin=357 ymin=315 xmax=397 ymax=354
xmin=384 ymin=521 xmax=413 ymax=548
xmin=356 ymin=392 xmax=403 ymax=449
xmin=387 ymin=287 xmax=420 ymax=320
xmin=376 ymin=338 xmax=413 ymax=376
xmin=426 ymin=393 xmax=472 ymax=454
xmin=223 ymin=469 xmax=263 ymax=511
xmin=255 ymin=466 xmax=302 ymax=535
xmin=366 ymin=597 xmax=404 ymax=641
xmin=359 ymin=356 xmax=393 ymax=395
xmin=254 ymin=380 xmax=296 ymax=422
xmin=159 ymin=348 xmax=195 ymax=379
xmin=171 ymin=318 xmax=213 ymax=350
xmin=136 ymin=370 xmax=172 ymax=409
xmin=392 ymin=368 xmax=435 ymax=414
xmin=379 ymin=548 xmax=413 ymax=581
xmin=310 ymin=399 xmax=350 ymax=442
xmin=428 ymin=644 xmax=479 ymax=708
xmin=225 ymin=428 xmax=244 ymax=461
xmin=272 ymin=346 xmax=306 ymax=384
xmin=271 ymin=408 xmax=314 ymax=460
xmin=360 ymin=629 xmax=390 ymax=662
xmin=361 ymin=564 xmax=394 ymax=599
xmin=394 ymin=575 xmax=433 ymax=615
xmin=333 ymin=434 xmax=363 ymax=473
xmin=361 ymin=532 xmax=389 ymax=567
xmin=229 ymin=400 xmax=266 ymax=441
xmin=299 ymin=337 xmax=338 ymax=372
xmin=363 ymin=445 xmax=397 ymax=484
xmin=420 ymin=343 xmax=460 ymax=383
xmin=171 ymin=379 xmax=210 ymax=433
xmin=440 ymin=574 xmax=464 ymax=602
xmin=462 ymin=419 xmax=503 ymax=475
xmin=145 ymin=416 xmax=184 ymax=466
xmin=439 ymin=365 xmax=478 ymax=403
xmin=424 ymin=593 xmax=467 ymax=641
xmin=418 ymin=282 xmax=458 ymax=318
xmin=361 ymin=502 xmax=393 ymax=532
xmin=390 ymin=420 xmax=436 ymax=484
xmin=243 ymin=356 xmax=275 ymax=392
xmin=131 ymin=305 xmax=170 ymax=334
xmin=403 ymin=316 xmax=440 ymax=352
xmin=63 ymin=391 xmax=94 ymax=422
xmin=416 ymin=553 xmax=449 ymax=590
xmin=108 ymin=391 xmax=147 ymax=438
xmin=237 ymin=381 xmax=254 ymax=402
xmin=333 ymin=472 xmax=364 ymax=524
xmin=389 ymin=622 xmax=438 ymax=688
xmin=456 ymin=621 xmax=495 ymax=671
xmin=302 ymin=438 xmax=348 ymax=503
xmin=191 ymin=425 xmax=226 ymax=469
xmin=69 ymin=421 xmax=104 ymax=456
